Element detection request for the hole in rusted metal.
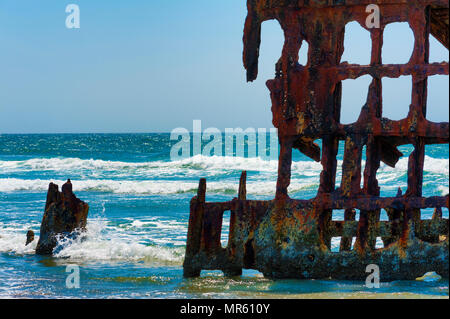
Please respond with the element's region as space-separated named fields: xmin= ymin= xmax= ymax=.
xmin=260 ymin=20 xmax=284 ymax=79
xmin=442 ymin=208 xmax=449 ymax=219
xmin=298 ymin=40 xmax=309 ymax=65
xmin=375 ymin=237 xmax=384 ymax=249
xmin=291 ymin=143 xmax=322 ymax=199
xmin=421 ymin=208 xmax=435 ymax=220
xmin=341 ymin=21 xmax=371 ymax=65
xmin=382 ymin=75 xmax=412 ymax=120
xmin=341 ymin=75 xmax=372 ymax=124
xmin=423 ymin=144 xmax=449 ymax=197
xmin=334 ymin=140 xmax=345 ymax=187
xmin=332 ymin=209 xmax=345 ymax=221
xmin=350 ymin=237 xmax=357 ymax=250
xmin=426 ymin=75 xmax=449 ymax=122
xmin=380 ymin=209 xmax=389 ymax=221
xmin=221 ymin=210 xmax=231 ymax=248
xmin=429 ymin=34 xmax=448 ymax=63
xmin=242 ymin=269 xmax=264 ymax=277
xmin=360 ymin=145 xmax=367 ymax=189
xmin=377 ymin=144 xmax=411 ymax=197
xmin=200 ymin=270 xmax=223 ymax=278
xmin=331 ymin=237 xmax=341 ymax=252
xmin=382 ymin=22 xmax=414 ymax=64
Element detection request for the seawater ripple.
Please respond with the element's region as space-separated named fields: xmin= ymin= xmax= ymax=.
xmin=0 ymin=135 xmax=448 ymax=298
xmin=0 ymin=154 xmax=448 ymax=196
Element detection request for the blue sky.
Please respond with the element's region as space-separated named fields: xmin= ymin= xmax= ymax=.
xmin=0 ymin=0 xmax=448 ymax=133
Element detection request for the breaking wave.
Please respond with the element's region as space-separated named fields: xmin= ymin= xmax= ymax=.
xmin=0 ymin=219 xmax=185 ymax=266
xmin=0 ymin=222 xmax=40 ymax=255
xmin=0 ymin=154 xmax=448 ymax=195
xmin=0 ymin=156 xmax=284 ymax=173
xmin=0 ymin=154 xmax=447 ymax=175
xmin=0 ymin=178 xmax=319 ymax=195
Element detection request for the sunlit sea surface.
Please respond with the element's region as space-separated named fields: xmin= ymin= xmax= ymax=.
xmin=0 ymin=134 xmax=448 ymax=299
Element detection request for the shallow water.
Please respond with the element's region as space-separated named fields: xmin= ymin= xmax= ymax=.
xmin=0 ymin=134 xmax=448 ymax=299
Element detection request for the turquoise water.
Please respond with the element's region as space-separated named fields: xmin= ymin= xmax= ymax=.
xmin=0 ymin=133 xmax=448 ymax=299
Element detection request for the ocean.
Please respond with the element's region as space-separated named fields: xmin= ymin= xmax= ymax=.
xmin=0 ymin=133 xmax=448 ymax=299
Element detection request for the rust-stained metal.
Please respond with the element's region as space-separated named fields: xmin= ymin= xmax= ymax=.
xmin=183 ymin=0 xmax=449 ymax=280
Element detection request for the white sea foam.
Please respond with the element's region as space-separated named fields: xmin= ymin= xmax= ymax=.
xmin=53 ymin=218 xmax=184 ymax=265
xmin=377 ymin=156 xmax=449 ymax=175
xmin=0 ymin=171 xmax=447 ymax=196
xmin=0 ymin=178 xmax=318 ymax=195
xmin=0 ymin=155 xmax=447 ymax=195
xmin=1 ymin=154 xmax=447 ymax=177
xmin=0 ymin=155 xmax=321 ymax=175
xmin=438 ymin=185 xmax=449 ymax=195
xmin=0 ymin=218 xmax=185 ymax=266
xmin=0 ymin=222 xmax=40 ymax=255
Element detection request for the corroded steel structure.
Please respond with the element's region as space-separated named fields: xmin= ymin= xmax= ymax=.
xmin=184 ymin=0 xmax=449 ymax=280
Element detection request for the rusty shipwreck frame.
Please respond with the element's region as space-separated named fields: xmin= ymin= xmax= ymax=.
xmin=183 ymin=0 xmax=449 ymax=280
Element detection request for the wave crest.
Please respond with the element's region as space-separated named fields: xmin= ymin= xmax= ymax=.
xmin=0 ymin=178 xmax=321 ymax=195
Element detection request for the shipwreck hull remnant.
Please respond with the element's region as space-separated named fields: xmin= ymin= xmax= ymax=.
xmin=184 ymin=0 xmax=449 ymax=280
xmin=36 ymin=180 xmax=89 ymax=255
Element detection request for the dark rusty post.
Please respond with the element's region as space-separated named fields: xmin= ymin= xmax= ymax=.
xmin=183 ymin=178 xmax=206 ymax=277
xmin=239 ymin=171 xmax=247 ymax=201
xmin=340 ymin=209 xmax=356 ymax=251
xmin=275 ymin=137 xmax=293 ymax=200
